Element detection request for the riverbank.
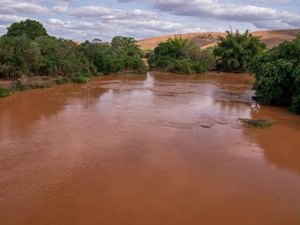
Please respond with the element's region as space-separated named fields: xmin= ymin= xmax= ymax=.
xmin=0 ymin=71 xmax=192 ymax=98
xmin=0 ymin=76 xmax=69 ymax=98
xmin=0 ymin=72 xmax=146 ymax=98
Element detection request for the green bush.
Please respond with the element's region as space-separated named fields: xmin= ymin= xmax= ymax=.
xmin=171 ymin=59 xmax=193 ymax=74
xmin=0 ymin=20 xmax=146 ymax=81
xmin=79 ymin=37 xmax=146 ymax=75
xmin=192 ymin=61 xmax=207 ymax=74
xmin=0 ymin=87 xmax=10 ymax=97
xmin=72 ymin=75 xmax=90 ymax=83
xmin=195 ymin=48 xmax=216 ymax=71
xmin=149 ymin=38 xmax=210 ymax=74
xmin=54 ymin=76 xmax=70 ymax=84
xmin=214 ymin=30 xmax=266 ymax=72
xmin=290 ymin=95 xmax=300 ymax=114
xmin=251 ymin=33 xmax=300 ymax=114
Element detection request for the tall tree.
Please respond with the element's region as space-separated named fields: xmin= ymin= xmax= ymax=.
xmin=214 ymin=30 xmax=266 ymax=72
xmin=148 ymin=37 xmax=214 ymax=74
xmin=5 ymin=19 xmax=48 ymax=40
xmin=111 ymin=36 xmax=141 ymax=57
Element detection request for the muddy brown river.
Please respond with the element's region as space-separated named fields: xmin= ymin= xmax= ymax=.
xmin=0 ymin=72 xmax=300 ymax=225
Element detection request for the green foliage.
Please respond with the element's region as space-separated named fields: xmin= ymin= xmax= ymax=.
xmin=171 ymin=59 xmax=193 ymax=74
xmin=195 ymin=48 xmax=216 ymax=71
xmin=0 ymin=35 xmax=40 ymax=78
xmin=110 ymin=36 xmax=142 ymax=57
xmin=0 ymin=20 xmax=146 ymax=84
xmin=251 ymin=34 xmax=300 ymax=114
xmin=79 ymin=37 xmax=146 ymax=75
xmin=0 ymin=87 xmax=10 ymax=97
xmin=149 ymin=38 xmax=212 ymax=74
xmin=214 ymin=30 xmax=266 ymax=72
xmin=72 ymin=75 xmax=90 ymax=83
xmin=290 ymin=95 xmax=300 ymax=114
xmin=5 ymin=19 xmax=48 ymax=40
xmin=54 ymin=76 xmax=70 ymax=84
xmin=0 ymin=35 xmax=95 ymax=79
xmin=192 ymin=61 xmax=207 ymax=74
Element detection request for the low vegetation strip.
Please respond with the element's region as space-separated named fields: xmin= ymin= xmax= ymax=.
xmin=239 ymin=118 xmax=274 ymax=128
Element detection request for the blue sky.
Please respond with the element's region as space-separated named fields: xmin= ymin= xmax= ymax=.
xmin=0 ymin=0 xmax=299 ymax=41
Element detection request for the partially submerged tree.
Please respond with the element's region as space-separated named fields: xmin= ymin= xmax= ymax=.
xmin=214 ymin=30 xmax=266 ymax=72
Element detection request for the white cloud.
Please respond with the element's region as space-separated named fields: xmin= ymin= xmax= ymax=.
xmin=1 ymin=0 xmax=299 ymax=41
xmin=121 ymin=0 xmax=300 ymax=29
xmin=0 ymin=0 xmax=48 ymax=14
xmin=0 ymin=14 xmax=26 ymax=24
xmin=46 ymin=4 xmax=198 ymax=40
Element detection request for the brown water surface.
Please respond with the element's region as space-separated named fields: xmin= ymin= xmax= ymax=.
xmin=0 ymin=72 xmax=300 ymax=225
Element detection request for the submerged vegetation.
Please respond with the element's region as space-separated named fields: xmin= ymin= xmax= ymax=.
xmin=239 ymin=118 xmax=274 ymax=128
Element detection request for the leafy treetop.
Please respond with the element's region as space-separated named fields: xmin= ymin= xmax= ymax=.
xmin=5 ymin=19 xmax=48 ymax=40
xmin=214 ymin=30 xmax=266 ymax=72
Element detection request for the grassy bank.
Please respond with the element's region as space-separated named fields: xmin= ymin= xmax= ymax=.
xmin=0 ymin=74 xmax=92 ymax=98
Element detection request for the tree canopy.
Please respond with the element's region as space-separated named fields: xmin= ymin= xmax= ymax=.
xmin=251 ymin=34 xmax=300 ymax=114
xmin=5 ymin=19 xmax=48 ymax=39
xmin=0 ymin=20 xmax=146 ymax=79
xmin=214 ymin=30 xmax=266 ymax=72
xmin=148 ymin=37 xmax=215 ymax=74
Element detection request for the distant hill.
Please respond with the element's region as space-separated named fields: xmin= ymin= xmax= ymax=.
xmin=138 ymin=29 xmax=300 ymax=50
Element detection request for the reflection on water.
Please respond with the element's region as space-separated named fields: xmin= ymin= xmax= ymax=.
xmin=0 ymin=72 xmax=299 ymax=225
xmin=245 ymin=106 xmax=300 ymax=174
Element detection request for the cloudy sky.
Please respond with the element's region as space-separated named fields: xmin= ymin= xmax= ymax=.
xmin=0 ymin=0 xmax=299 ymax=41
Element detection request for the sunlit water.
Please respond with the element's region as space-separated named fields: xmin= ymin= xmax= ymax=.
xmin=0 ymin=72 xmax=300 ymax=225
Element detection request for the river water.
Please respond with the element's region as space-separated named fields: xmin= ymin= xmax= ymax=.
xmin=0 ymin=72 xmax=300 ymax=225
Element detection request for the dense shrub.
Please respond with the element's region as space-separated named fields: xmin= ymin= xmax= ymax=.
xmin=79 ymin=37 xmax=146 ymax=75
xmin=72 ymin=75 xmax=90 ymax=83
xmin=0 ymin=87 xmax=10 ymax=97
xmin=54 ymin=76 xmax=70 ymax=84
xmin=0 ymin=20 xmax=146 ymax=82
xmin=195 ymin=48 xmax=216 ymax=71
xmin=149 ymin=38 xmax=212 ymax=74
xmin=251 ymin=34 xmax=300 ymax=114
xmin=290 ymin=95 xmax=300 ymax=114
xmin=214 ymin=30 xmax=266 ymax=72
